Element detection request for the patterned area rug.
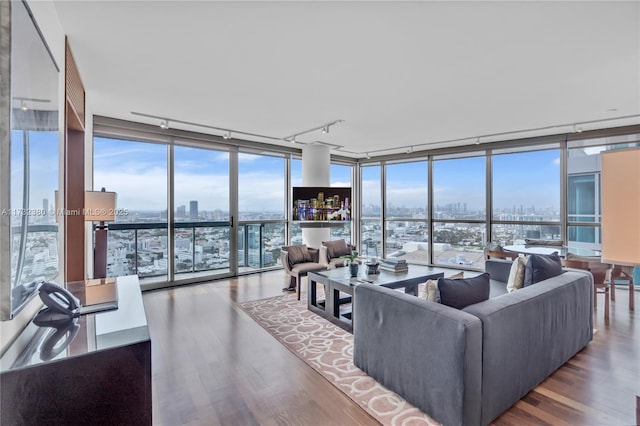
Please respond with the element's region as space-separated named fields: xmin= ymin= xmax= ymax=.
xmin=238 ymin=292 xmax=439 ymax=426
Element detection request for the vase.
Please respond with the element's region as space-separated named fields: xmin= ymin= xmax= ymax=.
xmin=349 ymin=263 xmax=359 ymax=277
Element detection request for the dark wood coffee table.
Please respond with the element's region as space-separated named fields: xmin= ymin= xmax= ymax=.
xmin=308 ymin=265 xmax=446 ymax=332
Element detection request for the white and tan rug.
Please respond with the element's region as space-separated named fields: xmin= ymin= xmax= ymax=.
xmin=238 ymin=292 xmax=439 ymax=426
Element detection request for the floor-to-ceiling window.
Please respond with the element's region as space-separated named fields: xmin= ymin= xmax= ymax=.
xmin=432 ymin=153 xmax=486 ymax=268
xmin=384 ymin=160 xmax=428 ymax=261
xmin=360 ymin=164 xmax=382 ymax=257
xmin=173 ymin=144 xmax=231 ymax=279
xmin=491 ymin=147 xmax=561 ymax=247
xmin=238 ymin=151 xmax=286 ymax=272
xmin=567 ymin=133 xmax=640 ymax=250
xmin=93 ymin=137 xmax=169 ymax=283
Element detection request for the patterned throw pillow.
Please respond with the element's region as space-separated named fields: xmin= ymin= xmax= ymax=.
xmin=506 ymin=256 xmax=528 ymax=293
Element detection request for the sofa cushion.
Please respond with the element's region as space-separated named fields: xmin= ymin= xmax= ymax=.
xmin=506 ymin=256 xmax=528 ymax=293
xmin=322 ymin=239 xmax=352 ymax=259
xmin=282 ymin=245 xmax=313 ymax=268
xmin=291 ymin=262 xmax=326 ymax=274
xmin=523 ymin=253 xmax=563 ymax=286
xmin=438 ymin=273 xmax=490 ymax=309
xmin=421 ymin=271 xmax=464 ymax=302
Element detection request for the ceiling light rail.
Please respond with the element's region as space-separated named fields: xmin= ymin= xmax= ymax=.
xmin=131 ymin=112 xmax=345 ymax=146
xmin=283 ymin=119 xmax=344 ymax=143
xmin=131 ymin=111 xmax=284 ymax=142
xmin=354 ymin=114 xmax=640 ymax=158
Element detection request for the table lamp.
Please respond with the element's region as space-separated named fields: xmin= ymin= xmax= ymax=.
xmin=85 ymin=188 xmax=117 ymax=279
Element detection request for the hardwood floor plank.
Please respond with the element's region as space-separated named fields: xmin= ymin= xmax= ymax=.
xmin=145 ymin=270 xmax=638 ymax=425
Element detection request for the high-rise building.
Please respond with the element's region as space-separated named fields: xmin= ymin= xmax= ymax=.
xmin=177 ymin=205 xmax=186 ymax=218
xmin=190 ymin=200 xmax=198 ymax=220
xmin=43 ymin=198 xmax=48 ymax=216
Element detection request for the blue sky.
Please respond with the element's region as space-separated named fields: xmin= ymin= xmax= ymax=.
xmin=10 ymin=131 xmax=58 ymax=211
xmin=92 ymin=137 xmax=559 ymax=213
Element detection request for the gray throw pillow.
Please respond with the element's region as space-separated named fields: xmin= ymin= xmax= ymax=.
xmin=523 ymin=253 xmax=563 ymax=286
xmin=438 ymin=273 xmax=490 ymax=310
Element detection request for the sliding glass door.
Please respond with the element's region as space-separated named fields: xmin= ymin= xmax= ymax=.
xmin=173 ymin=145 xmax=232 ymax=280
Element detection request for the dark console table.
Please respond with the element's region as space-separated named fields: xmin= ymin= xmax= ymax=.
xmin=0 ymin=275 xmax=151 ymax=425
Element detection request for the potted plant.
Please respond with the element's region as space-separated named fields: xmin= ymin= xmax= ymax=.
xmin=341 ymin=250 xmax=360 ymax=277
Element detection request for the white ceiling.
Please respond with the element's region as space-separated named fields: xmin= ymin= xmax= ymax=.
xmin=52 ymin=1 xmax=640 ymax=158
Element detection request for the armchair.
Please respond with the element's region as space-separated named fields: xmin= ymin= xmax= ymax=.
xmin=319 ymin=239 xmax=356 ymax=268
xmin=280 ymin=245 xmax=326 ymax=301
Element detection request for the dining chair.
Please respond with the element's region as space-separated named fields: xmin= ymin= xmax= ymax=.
xmin=610 ymin=265 xmax=635 ymax=311
xmin=562 ymin=258 xmax=612 ymax=321
xmin=485 ymin=250 xmax=519 ymax=261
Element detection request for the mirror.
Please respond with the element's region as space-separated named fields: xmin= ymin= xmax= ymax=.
xmin=1 ymin=0 xmax=60 ymax=320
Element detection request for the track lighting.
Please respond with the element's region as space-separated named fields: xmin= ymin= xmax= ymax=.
xmin=20 ymin=101 xmax=28 ymax=111
xmin=290 ymin=136 xmax=296 ymax=143
xmin=366 ymin=152 xmax=371 ymax=159
xmin=160 ymin=120 xmax=169 ymax=130
xmin=283 ymin=119 xmax=345 ymax=143
xmin=475 ymin=137 xmax=480 ymax=145
xmin=223 ymin=131 xmax=232 ymax=140
xmin=407 ymin=146 xmax=413 ymax=154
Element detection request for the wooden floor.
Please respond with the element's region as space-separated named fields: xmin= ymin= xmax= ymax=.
xmin=143 ymin=270 xmax=639 ymax=426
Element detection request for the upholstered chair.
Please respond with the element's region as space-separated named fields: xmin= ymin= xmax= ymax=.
xmin=280 ymin=245 xmax=326 ymax=301
xmin=319 ymin=239 xmax=356 ymax=268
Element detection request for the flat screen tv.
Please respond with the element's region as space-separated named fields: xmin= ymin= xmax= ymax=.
xmin=293 ymin=187 xmax=351 ymax=221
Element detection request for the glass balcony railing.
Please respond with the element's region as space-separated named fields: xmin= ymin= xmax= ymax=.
xmin=106 ymin=221 xmax=286 ymax=280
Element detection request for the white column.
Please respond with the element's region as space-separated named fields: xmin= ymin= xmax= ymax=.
xmin=302 ymin=143 xmax=330 ymax=248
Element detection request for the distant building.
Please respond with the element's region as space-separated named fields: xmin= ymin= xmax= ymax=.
xmin=190 ymin=200 xmax=198 ymax=220
xmin=177 ymin=205 xmax=186 ymax=218
xmin=43 ymin=198 xmax=48 ymax=216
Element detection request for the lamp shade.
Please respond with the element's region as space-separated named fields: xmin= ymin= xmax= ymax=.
xmin=601 ymin=147 xmax=640 ymax=266
xmin=84 ymin=191 xmax=117 ymax=222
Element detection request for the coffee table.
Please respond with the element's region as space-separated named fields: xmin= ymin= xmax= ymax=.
xmin=308 ymin=265 xmax=446 ymax=332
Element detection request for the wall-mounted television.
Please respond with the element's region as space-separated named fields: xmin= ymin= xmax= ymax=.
xmin=293 ymin=187 xmax=351 ymax=221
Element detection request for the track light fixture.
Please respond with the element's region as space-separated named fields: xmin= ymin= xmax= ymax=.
xmin=475 ymin=137 xmax=480 ymax=145
xmin=289 ymin=136 xmax=296 ymax=143
xmin=20 ymin=101 xmax=28 ymax=111
xmin=223 ymin=131 xmax=232 ymax=140
xmin=283 ymin=119 xmax=344 ymax=143
xmin=160 ymin=120 xmax=169 ymax=130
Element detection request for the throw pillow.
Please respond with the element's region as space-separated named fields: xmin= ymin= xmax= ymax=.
xmin=322 ymin=239 xmax=352 ymax=259
xmin=421 ymin=271 xmax=464 ymax=302
xmin=523 ymin=253 xmax=563 ymax=286
xmin=283 ymin=245 xmax=312 ymax=268
xmin=438 ymin=273 xmax=490 ymax=310
xmin=506 ymin=256 xmax=528 ymax=293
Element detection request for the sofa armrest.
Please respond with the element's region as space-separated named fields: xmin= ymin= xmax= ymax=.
xmin=463 ymin=270 xmax=593 ymax=425
xmin=484 ymin=259 xmax=513 ymax=284
xmin=353 ymin=284 xmax=483 ymax=426
xmin=318 ymin=246 xmax=329 ymax=266
xmin=280 ymin=250 xmax=292 ymax=273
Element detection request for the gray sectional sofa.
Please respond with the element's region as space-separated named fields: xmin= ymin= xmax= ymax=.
xmin=353 ymin=259 xmax=594 ymax=426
